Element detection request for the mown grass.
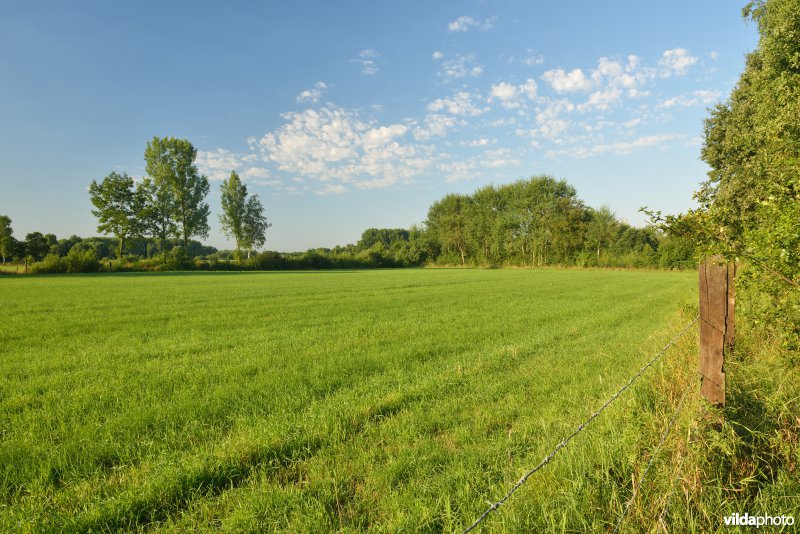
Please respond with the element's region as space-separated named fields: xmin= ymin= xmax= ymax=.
xmin=0 ymin=269 xmax=701 ymax=532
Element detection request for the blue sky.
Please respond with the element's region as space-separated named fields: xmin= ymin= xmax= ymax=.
xmin=0 ymin=1 xmax=758 ymax=251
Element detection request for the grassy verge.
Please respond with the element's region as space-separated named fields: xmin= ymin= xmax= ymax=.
xmin=607 ymin=300 xmax=800 ymax=533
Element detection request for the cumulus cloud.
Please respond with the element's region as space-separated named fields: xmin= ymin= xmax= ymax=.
xmin=546 ymin=134 xmax=679 ymax=158
xmin=447 ymin=15 xmax=496 ymax=32
xmin=461 ymin=137 xmax=496 ymax=147
xmin=541 ymin=68 xmax=594 ymax=93
xmin=428 ymin=91 xmax=487 ymax=116
xmin=659 ymin=48 xmax=698 ymax=76
xmin=296 ymin=82 xmax=328 ymax=104
xmin=439 ymin=53 xmax=483 ymax=79
xmin=412 ymin=114 xmax=460 ymax=140
xmin=432 ymin=50 xmax=443 ymax=60
xmin=352 ymin=49 xmax=381 ymax=75
xmin=481 ymin=147 xmax=521 ymax=168
xmin=521 ymin=54 xmax=545 ymax=66
xmin=487 ymin=79 xmax=538 ymax=109
xmin=657 ymin=89 xmax=722 ymax=109
xmin=254 ymin=105 xmax=433 ymax=190
xmin=196 ymin=148 xmax=266 ymax=181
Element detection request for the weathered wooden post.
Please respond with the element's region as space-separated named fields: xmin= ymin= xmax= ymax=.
xmin=699 ymin=255 xmax=734 ymax=405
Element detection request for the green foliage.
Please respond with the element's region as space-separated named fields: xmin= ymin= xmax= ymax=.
xmin=144 ymin=136 xmax=210 ymax=249
xmin=0 ymin=215 xmax=13 ymax=262
xmin=88 ymin=171 xmax=144 ymax=257
xmin=219 ymin=171 xmax=248 ymax=260
xmin=658 ymin=0 xmax=800 ymax=349
xmin=23 ymin=232 xmax=50 ymax=261
xmin=425 ymin=176 xmax=688 ymax=268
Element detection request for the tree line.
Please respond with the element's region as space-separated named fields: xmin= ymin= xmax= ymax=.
xmin=1 ymin=175 xmax=694 ymax=274
xmin=88 ymin=136 xmax=269 ymax=263
xmin=1 ymin=137 xmax=695 ymax=273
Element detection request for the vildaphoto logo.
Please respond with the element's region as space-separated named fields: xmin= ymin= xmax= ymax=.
xmin=724 ymin=512 xmax=795 ymax=528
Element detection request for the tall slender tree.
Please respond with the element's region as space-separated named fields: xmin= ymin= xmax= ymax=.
xmin=0 ymin=215 xmax=13 ymax=263
xmin=219 ymin=171 xmax=270 ymax=260
xmin=137 ymin=177 xmax=177 ymax=261
xmin=219 ymin=171 xmax=247 ymax=260
xmin=241 ymin=194 xmax=270 ymax=258
xmin=144 ymin=137 xmax=210 ymax=250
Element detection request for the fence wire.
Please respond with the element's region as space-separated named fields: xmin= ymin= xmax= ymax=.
xmin=612 ymin=380 xmax=694 ymax=533
xmin=461 ymin=315 xmax=699 ymax=533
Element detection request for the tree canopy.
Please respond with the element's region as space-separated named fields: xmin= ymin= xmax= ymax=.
xmin=220 ymin=171 xmax=270 ymax=259
xmin=144 ymin=137 xmax=210 ymax=249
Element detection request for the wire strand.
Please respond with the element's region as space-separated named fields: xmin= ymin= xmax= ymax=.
xmin=611 ymin=381 xmax=694 ymax=534
xmin=461 ymin=315 xmax=699 ymax=533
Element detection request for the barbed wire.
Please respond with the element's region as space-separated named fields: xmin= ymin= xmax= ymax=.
xmin=462 ymin=315 xmax=699 ymax=533
xmin=654 ymin=400 xmax=709 ymax=532
xmin=612 ymin=380 xmax=694 ymax=533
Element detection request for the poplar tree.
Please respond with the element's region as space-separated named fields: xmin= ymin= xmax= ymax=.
xmin=220 ymin=170 xmax=270 ymax=260
xmin=144 ymin=137 xmax=210 ymax=249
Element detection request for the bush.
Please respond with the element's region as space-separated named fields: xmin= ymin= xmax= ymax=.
xmin=251 ymin=251 xmax=289 ymax=270
xmin=164 ymin=247 xmax=194 ymax=270
xmin=65 ymin=246 xmax=100 ymax=273
xmin=30 ymin=254 xmax=67 ymax=274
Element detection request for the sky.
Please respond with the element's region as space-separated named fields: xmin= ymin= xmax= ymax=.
xmin=0 ymin=1 xmax=759 ymax=251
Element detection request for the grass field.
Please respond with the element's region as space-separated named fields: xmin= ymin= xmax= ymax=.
xmin=0 ymin=269 xmax=697 ymax=532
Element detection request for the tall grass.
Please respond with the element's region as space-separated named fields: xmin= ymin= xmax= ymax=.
xmin=1 ymin=269 xmax=705 ymax=531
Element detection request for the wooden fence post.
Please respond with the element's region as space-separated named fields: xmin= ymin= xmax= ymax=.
xmin=699 ymin=255 xmax=734 ymax=405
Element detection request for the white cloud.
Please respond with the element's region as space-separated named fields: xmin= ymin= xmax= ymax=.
xmin=412 ymin=114 xmax=459 ymax=140
xmin=439 ymin=53 xmax=483 ymax=79
xmin=352 ymin=49 xmax=381 ymax=75
xmin=255 ymin=105 xmax=433 ymax=190
xmin=487 ymin=79 xmax=538 ymax=109
xmin=447 ymin=15 xmax=496 ymax=32
xmin=440 ymin=160 xmax=479 ymax=182
xmin=578 ymin=86 xmax=622 ymax=112
xmin=481 ymin=148 xmax=521 ymax=168
xmin=489 ymin=82 xmax=518 ymax=104
xmin=546 ymin=134 xmax=679 ymax=158
xmin=541 ymin=68 xmax=594 ymax=93
xmin=659 ymin=48 xmax=698 ymax=77
xmin=196 ymin=148 xmax=264 ymax=181
xmin=693 ymin=89 xmax=722 ymax=104
xmin=521 ymin=54 xmax=545 ymax=66
xmin=709 ymin=51 xmax=720 ymax=60
xmin=427 ymin=91 xmax=487 ymax=116
xmin=432 ymin=50 xmax=443 ymax=60
xmin=296 ymin=82 xmax=328 ymax=104
xmin=656 ymin=89 xmax=721 ymax=109
xmin=461 ymin=137 xmax=496 ymax=147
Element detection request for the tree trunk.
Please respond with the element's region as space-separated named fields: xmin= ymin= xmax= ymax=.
xmin=459 ymin=246 xmax=465 ymax=265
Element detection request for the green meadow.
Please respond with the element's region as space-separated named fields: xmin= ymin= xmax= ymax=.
xmin=0 ymin=269 xmax=697 ymax=532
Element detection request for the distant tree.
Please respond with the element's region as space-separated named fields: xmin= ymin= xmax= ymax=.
xmin=219 ymin=171 xmax=247 ymax=260
xmin=24 ymin=232 xmax=50 ymax=261
xmin=88 ymin=172 xmax=143 ymax=258
xmin=219 ymin=171 xmax=270 ymax=259
xmin=585 ymin=205 xmax=618 ymax=260
xmin=241 ymin=195 xmax=270 ymax=258
xmin=0 ymin=215 xmax=13 ymax=263
xmin=137 ymin=177 xmax=177 ymax=261
xmin=144 ymin=137 xmax=210 ymax=250
xmin=426 ymin=193 xmax=470 ymax=265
